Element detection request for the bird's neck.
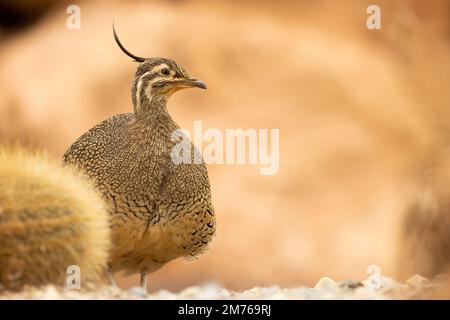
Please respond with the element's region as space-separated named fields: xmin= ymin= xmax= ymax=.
xmin=134 ymin=95 xmax=175 ymax=126
xmin=131 ymin=80 xmax=176 ymax=126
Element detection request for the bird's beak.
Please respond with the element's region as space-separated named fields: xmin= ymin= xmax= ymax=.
xmin=176 ymin=78 xmax=207 ymax=90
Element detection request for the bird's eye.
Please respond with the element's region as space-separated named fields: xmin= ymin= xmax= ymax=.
xmin=161 ymin=68 xmax=170 ymax=76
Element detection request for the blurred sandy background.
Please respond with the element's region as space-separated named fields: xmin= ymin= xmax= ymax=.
xmin=0 ymin=0 xmax=449 ymax=291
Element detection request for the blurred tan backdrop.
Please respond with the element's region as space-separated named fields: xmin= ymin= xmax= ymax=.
xmin=0 ymin=0 xmax=449 ymax=290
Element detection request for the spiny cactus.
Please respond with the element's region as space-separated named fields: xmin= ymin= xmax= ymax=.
xmin=0 ymin=145 xmax=110 ymax=291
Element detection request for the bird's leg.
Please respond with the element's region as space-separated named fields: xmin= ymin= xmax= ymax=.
xmin=140 ymin=271 xmax=148 ymax=293
xmin=107 ymin=266 xmax=118 ymax=288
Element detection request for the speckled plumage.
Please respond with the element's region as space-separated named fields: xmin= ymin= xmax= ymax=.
xmin=63 ymin=33 xmax=216 ymax=288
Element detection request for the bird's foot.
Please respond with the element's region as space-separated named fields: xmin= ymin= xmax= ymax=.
xmin=107 ymin=267 xmax=119 ymax=289
xmin=140 ymin=271 xmax=148 ymax=295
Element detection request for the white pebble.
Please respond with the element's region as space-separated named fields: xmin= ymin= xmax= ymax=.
xmin=314 ymin=277 xmax=337 ymax=289
xmin=406 ymin=275 xmax=430 ymax=288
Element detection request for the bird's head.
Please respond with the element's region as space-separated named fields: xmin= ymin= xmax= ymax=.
xmin=133 ymin=58 xmax=207 ymax=95
xmin=113 ymin=24 xmax=206 ymax=114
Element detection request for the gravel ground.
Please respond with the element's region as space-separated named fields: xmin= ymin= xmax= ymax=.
xmin=0 ymin=266 xmax=446 ymax=300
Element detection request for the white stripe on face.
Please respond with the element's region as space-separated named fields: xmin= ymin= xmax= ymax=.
xmin=151 ymin=64 xmax=171 ymax=75
xmin=135 ymin=71 xmax=152 ymax=112
xmin=135 ymin=63 xmax=177 ymax=111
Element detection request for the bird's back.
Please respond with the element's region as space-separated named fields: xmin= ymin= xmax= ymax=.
xmin=65 ymin=113 xmax=169 ymax=200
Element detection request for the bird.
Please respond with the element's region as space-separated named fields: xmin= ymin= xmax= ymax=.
xmin=0 ymin=145 xmax=110 ymax=291
xmin=63 ymin=25 xmax=216 ymax=292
